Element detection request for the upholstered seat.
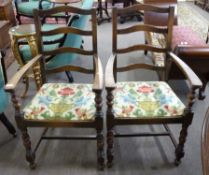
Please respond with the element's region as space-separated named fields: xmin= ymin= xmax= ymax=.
xmin=24 ymin=83 xmax=96 ymax=121
xmin=113 ymin=81 xmax=185 ymax=118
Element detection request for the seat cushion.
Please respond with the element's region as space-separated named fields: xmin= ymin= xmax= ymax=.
xmin=113 ymin=81 xmax=185 ymax=118
xmin=18 ymin=1 xmax=51 ymax=16
xmin=23 ymin=83 xmax=96 ymax=121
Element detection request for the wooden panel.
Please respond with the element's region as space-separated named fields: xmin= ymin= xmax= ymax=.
xmin=0 ymin=20 xmax=11 ymax=49
xmin=0 ymin=0 xmax=16 ymax=26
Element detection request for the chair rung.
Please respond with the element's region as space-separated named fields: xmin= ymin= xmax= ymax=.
xmin=114 ymin=132 xmax=170 ymax=137
xmin=42 ymin=135 xmax=97 ymax=140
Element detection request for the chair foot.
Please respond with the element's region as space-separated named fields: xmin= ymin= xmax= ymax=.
xmin=0 ymin=113 xmax=16 ymax=136
xmin=29 ymin=162 xmax=37 ymax=170
xmin=97 ymin=131 xmax=105 ymax=170
xmin=107 ymin=129 xmax=114 ymax=167
xmin=174 ymin=158 xmax=181 ymax=166
xmin=199 ymin=88 xmax=206 ymax=100
xmin=21 ymin=128 xmax=36 ymax=168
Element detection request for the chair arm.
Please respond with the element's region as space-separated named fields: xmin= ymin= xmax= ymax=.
xmin=5 ymin=54 xmax=43 ymax=92
xmin=93 ymin=55 xmax=103 ymax=90
xmin=105 ymin=54 xmax=116 ymax=89
xmin=168 ymin=51 xmax=202 ymax=89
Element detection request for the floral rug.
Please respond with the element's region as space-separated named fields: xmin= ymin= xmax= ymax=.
xmin=178 ymin=3 xmax=209 ymax=40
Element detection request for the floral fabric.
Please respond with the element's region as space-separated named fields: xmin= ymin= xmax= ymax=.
xmin=23 ymin=83 xmax=96 ymax=121
xmin=113 ymin=81 xmax=185 ymax=118
xmin=147 ymin=32 xmax=166 ymax=67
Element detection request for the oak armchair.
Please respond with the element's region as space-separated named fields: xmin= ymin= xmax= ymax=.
xmin=5 ymin=5 xmax=104 ymax=169
xmin=105 ymin=4 xmax=202 ymax=167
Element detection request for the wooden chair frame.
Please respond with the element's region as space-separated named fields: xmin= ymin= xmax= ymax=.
xmin=5 ymin=6 xmax=104 ymax=170
xmin=105 ymin=4 xmax=202 ymax=167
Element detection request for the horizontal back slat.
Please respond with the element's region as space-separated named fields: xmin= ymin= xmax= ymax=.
xmin=118 ymin=24 xmax=167 ymax=34
xmin=117 ymin=63 xmax=158 ymax=72
xmin=46 ymin=65 xmax=94 ymax=74
xmin=117 ymin=45 xmax=167 ymax=54
xmin=43 ymin=47 xmax=94 ymax=56
xmin=42 ymin=27 xmax=92 ymax=36
xmin=35 ymin=5 xmax=94 ymax=17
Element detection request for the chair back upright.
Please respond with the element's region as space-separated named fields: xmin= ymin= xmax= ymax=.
xmin=112 ymin=4 xmax=174 ymax=81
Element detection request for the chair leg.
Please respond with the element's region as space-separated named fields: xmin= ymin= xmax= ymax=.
xmin=16 ymin=14 xmax=21 ymax=25
xmin=0 ymin=113 xmax=16 ymax=137
xmin=65 ymin=71 xmax=74 ymax=83
xmin=97 ymin=130 xmax=105 ymax=170
xmin=107 ymin=128 xmax=114 ymax=167
xmin=20 ymin=127 xmax=36 ymax=169
xmin=175 ymin=116 xmax=193 ymax=166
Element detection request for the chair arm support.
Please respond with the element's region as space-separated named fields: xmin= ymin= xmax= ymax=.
xmin=5 ymin=54 xmax=43 ymax=92
xmin=168 ymin=51 xmax=202 ymax=89
xmin=105 ymin=54 xmax=116 ymax=89
xmin=93 ymin=55 xmax=103 ymax=90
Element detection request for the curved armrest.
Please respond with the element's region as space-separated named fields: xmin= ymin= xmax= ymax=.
xmin=5 ymin=54 xmax=43 ymax=92
xmin=105 ymin=54 xmax=116 ymax=89
xmin=93 ymin=55 xmax=103 ymax=90
xmin=168 ymin=52 xmax=202 ymax=89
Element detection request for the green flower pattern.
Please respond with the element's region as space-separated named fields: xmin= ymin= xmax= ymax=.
xmin=23 ymin=83 xmax=96 ymax=121
xmin=113 ymin=81 xmax=185 ymax=118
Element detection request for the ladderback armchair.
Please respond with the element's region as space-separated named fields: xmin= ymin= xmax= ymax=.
xmin=105 ymin=4 xmax=202 ymax=167
xmin=0 ymin=51 xmax=16 ymax=137
xmin=5 ymin=5 xmax=104 ymax=169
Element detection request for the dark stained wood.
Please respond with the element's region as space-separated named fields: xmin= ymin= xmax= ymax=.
xmin=105 ymin=4 xmax=202 ymax=167
xmin=6 ymin=6 xmax=104 ymax=170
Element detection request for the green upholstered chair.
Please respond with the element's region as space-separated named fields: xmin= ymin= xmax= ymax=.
xmin=0 ymin=51 xmax=16 ymax=137
xmin=105 ymin=4 xmax=202 ymax=167
xmin=14 ymin=0 xmax=52 ymax=24
xmin=5 ymin=4 xmax=104 ymax=170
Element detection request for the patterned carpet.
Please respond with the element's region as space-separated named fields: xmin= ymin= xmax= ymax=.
xmin=178 ymin=3 xmax=209 ymax=40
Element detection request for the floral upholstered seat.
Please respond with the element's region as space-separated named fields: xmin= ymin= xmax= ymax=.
xmin=113 ymin=81 xmax=185 ymax=118
xmin=24 ymin=83 xmax=96 ymax=121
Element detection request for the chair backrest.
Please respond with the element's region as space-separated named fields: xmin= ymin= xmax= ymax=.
xmin=202 ymin=107 xmax=209 ymax=175
xmin=112 ymin=4 xmax=174 ymax=80
xmin=34 ymin=5 xmax=97 ymax=80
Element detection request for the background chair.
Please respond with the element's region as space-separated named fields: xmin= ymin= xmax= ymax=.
xmin=105 ymin=4 xmax=202 ymax=167
xmin=0 ymin=51 xmax=16 ymax=137
xmin=14 ymin=0 xmax=52 ymax=24
xmin=5 ymin=5 xmax=104 ymax=169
